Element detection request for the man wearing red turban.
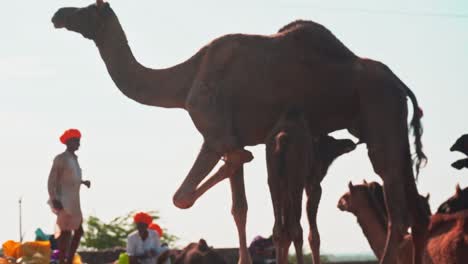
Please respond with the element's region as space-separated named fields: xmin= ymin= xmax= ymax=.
xmin=127 ymin=212 xmax=167 ymax=264
xmin=48 ymin=128 xmax=91 ymax=264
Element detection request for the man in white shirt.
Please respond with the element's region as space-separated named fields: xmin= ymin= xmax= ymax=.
xmin=48 ymin=129 xmax=90 ymax=264
xmin=127 ymin=212 xmax=163 ymax=264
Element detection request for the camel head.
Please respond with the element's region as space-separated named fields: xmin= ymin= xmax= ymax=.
xmin=337 ymin=181 xmax=372 ymax=214
xmin=451 ymin=158 xmax=468 ymax=170
xmin=450 ymin=134 xmax=468 ymax=155
xmin=338 ymin=181 xmax=431 ymax=219
xmin=316 ymin=136 xmax=356 ymax=172
xmin=171 ymin=239 xmax=226 ymax=264
xmin=52 ymin=0 xmax=114 ymax=40
xmin=436 ymin=184 xmax=468 ymax=214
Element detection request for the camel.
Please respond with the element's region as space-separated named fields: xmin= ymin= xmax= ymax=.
xmin=156 ymin=239 xmax=226 ymax=264
xmin=451 ymin=134 xmax=468 ymax=156
xmin=450 ymin=134 xmax=468 ymax=169
xmin=266 ymin=109 xmax=355 ymax=264
xmin=51 ymin=1 xmax=428 ymax=263
xmin=338 ymin=181 xmax=468 ymax=263
xmin=452 ymin=158 xmax=468 ymax=170
xmin=302 ymin=134 xmax=356 ymax=264
xmin=437 ymin=184 xmax=468 ymax=214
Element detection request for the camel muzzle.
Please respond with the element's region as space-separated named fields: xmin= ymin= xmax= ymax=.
xmin=52 ymin=7 xmax=78 ymax=29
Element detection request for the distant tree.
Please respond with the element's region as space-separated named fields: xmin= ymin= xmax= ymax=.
xmin=82 ymin=210 xmax=178 ymax=250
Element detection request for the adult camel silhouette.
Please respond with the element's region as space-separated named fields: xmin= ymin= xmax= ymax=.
xmin=52 ymin=1 xmax=427 ymax=263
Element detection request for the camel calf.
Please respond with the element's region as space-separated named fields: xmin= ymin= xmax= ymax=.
xmin=266 ymin=108 xmax=356 ymax=264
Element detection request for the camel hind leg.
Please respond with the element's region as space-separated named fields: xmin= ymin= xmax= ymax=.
xmin=357 ymin=64 xmax=428 ymax=264
xmin=266 ymin=108 xmax=310 ymax=264
xmin=266 ymin=131 xmax=290 ymax=264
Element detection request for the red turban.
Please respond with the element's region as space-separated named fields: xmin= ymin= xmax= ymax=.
xmin=60 ymin=129 xmax=81 ymax=144
xmin=133 ymin=212 xmax=153 ymax=225
xmin=149 ymin=223 xmax=163 ymax=237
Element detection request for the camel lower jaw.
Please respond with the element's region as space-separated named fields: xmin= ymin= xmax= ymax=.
xmin=51 ymin=20 xmax=66 ymax=29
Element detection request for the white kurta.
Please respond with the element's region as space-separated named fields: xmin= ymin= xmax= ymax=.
xmin=127 ymin=229 xmax=167 ymax=264
xmin=48 ymin=151 xmax=83 ymax=232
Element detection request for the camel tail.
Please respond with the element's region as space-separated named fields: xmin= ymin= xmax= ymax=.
xmin=389 ymin=68 xmax=427 ymax=178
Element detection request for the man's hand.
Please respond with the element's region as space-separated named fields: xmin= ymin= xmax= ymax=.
xmin=52 ymin=199 xmax=63 ymax=210
xmin=82 ymin=180 xmax=91 ymax=188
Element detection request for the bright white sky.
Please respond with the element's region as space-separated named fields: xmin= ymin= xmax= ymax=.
xmin=0 ymin=0 xmax=467 ymax=255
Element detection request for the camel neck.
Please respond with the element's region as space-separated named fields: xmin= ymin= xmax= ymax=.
xmin=94 ymin=15 xmax=201 ymax=109
xmin=354 ymin=209 xmax=388 ymax=260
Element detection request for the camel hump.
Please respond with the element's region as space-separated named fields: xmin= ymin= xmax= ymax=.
xmin=277 ymin=19 xmax=324 ymax=33
xmin=277 ymin=19 xmax=356 ymax=61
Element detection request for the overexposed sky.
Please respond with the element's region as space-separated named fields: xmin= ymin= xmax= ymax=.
xmin=0 ymin=0 xmax=467 ymax=255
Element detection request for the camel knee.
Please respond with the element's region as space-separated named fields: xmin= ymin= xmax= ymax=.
xmin=173 ymin=190 xmax=195 ymax=209
xmin=224 ymin=149 xmax=253 ymax=165
xmin=290 ymin=224 xmax=303 ymax=245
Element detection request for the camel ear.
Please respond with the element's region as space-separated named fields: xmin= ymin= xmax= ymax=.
xmin=348 ymin=181 xmax=354 ymax=191
xmin=425 ymin=193 xmax=430 ymax=201
xmin=363 ymin=179 xmax=368 ymax=184
xmin=455 ymin=184 xmax=462 ymax=196
xmin=198 ymin=239 xmax=209 ymax=251
xmin=96 ymin=0 xmax=105 ymax=7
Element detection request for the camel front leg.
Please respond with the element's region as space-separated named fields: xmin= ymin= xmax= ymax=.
xmin=229 ymin=166 xmax=252 ymax=264
xmin=173 ymin=142 xmax=222 ymax=209
xmin=173 ymin=141 xmax=253 ymax=209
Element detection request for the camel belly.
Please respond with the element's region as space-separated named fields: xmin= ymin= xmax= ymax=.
xmin=229 ymin=63 xmax=360 ymax=146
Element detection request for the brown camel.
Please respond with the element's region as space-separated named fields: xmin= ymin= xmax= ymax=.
xmin=266 ymin=109 xmax=356 ymax=264
xmin=437 ymin=184 xmax=468 ymax=214
xmin=450 ymin=134 xmax=468 ymax=169
xmin=156 ymin=239 xmax=226 ymax=264
xmin=338 ymin=181 xmax=468 ymax=263
xmin=51 ymin=2 xmax=428 ymax=263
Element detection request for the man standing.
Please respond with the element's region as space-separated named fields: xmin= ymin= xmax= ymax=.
xmin=48 ymin=129 xmax=90 ymax=264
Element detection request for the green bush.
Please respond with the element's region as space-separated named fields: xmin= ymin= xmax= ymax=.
xmin=82 ymin=210 xmax=178 ymax=250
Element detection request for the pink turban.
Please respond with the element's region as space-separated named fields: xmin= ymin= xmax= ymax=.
xmin=133 ymin=212 xmax=153 ymax=225
xmin=59 ymin=129 xmax=81 ymax=144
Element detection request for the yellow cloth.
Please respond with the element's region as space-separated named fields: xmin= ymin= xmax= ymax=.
xmin=2 ymin=240 xmax=51 ymax=263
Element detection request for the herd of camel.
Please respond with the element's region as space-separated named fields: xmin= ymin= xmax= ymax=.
xmin=51 ymin=1 xmax=467 ymax=263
